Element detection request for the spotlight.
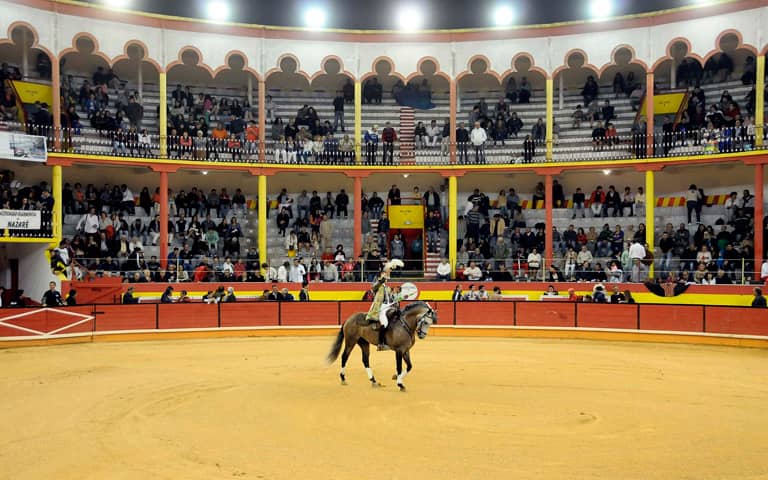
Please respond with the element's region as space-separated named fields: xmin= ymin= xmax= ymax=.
xmin=206 ymin=1 xmax=230 ymax=22
xmin=603 ymin=169 xmax=612 ymax=175
xmin=397 ymin=6 xmax=423 ymax=32
xmin=103 ymin=0 xmax=129 ymax=8
xmin=202 ymin=171 xmax=209 ymax=175
xmin=493 ymin=5 xmax=515 ymax=26
xmin=304 ymin=7 xmax=327 ymax=29
xmin=589 ymin=0 xmax=613 ymax=20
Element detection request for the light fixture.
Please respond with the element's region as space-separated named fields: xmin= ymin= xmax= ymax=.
xmin=603 ymin=169 xmax=612 ymax=175
xmin=304 ymin=7 xmax=327 ymax=29
xmin=103 ymin=0 xmax=130 ymax=8
xmin=206 ymin=1 xmax=230 ymax=22
xmin=493 ymin=5 xmax=515 ymax=26
xmin=397 ymin=6 xmax=423 ymax=32
xmin=588 ymin=0 xmax=613 ymax=21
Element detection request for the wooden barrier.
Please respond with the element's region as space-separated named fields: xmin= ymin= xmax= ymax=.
xmin=2 ymin=302 xmax=767 ymax=349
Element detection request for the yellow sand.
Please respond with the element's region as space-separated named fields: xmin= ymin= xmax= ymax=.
xmin=1 ymin=336 xmax=767 ymax=480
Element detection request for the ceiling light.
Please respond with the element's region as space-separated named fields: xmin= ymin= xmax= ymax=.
xmin=397 ymin=7 xmax=423 ymax=32
xmin=206 ymin=1 xmax=230 ymax=22
xmin=103 ymin=0 xmax=130 ymax=8
xmin=589 ymin=0 xmax=613 ymax=20
xmin=304 ymin=7 xmax=327 ymax=29
xmin=493 ymin=5 xmax=515 ymax=26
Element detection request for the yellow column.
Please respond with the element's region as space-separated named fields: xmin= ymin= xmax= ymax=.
xmin=448 ymin=175 xmax=458 ymax=278
xmin=51 ymin=165 xmax=62 ymax=245
xmin=159 ymin=72 xmax=167 ymax=157
xmin=354 ymin=80 xmax=362 ymax=164
xmin=258 ymin=174 xmax=268 ymax=269
xmin=756 ymin=55 xmax=765 ymax=147
xmin=645 ymin=170 xmax=655 ymax=279
xmin=545 ymin=77 xmax=554 ymax=162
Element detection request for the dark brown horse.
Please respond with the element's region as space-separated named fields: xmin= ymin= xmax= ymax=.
xmin=326 ymin=301 xmax=437 ymax=391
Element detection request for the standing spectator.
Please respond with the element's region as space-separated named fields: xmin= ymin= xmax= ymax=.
xmin=335 ymin=189 xmax=349 ymax=218
xmin=364 ymin=125 xmax=379 ymax=164
xmin=41 ymin=281 xmax=63 ymax=307
xmin=381 ymin=122 xmax=397 ymax=165
xmin=522 ymin=135 xmax=536 ymax=163
xmin=470 ymin=121 xmax=487 ymax=164
xmin=752 ymin=288 xmax=767 ymax=308
xmin=456 ymin=122 xmax=470 ymax=164
xmin=686 ymin=184 xmax=703 ymax=224
xmin=572 ymin=187 xmax=586 ymax=219
xmin=332 ymin=91 xmax=345 ymax=133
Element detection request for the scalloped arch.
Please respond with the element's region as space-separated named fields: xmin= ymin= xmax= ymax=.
xmin=404 ymin=56 xmax=451 ymax=84
xmin=0 ymin=21 xmax=56 ymax=65
xmin=265 ymin=53 xmax=312 ymax=82
xmin=308 ymin=55 xmax=355 ymax=83
xmin=552 ymin=49 xmax=600 ymax=79
xmin=361 ymin=56 xmax=406 ymax=83
xmin=58 ymin=32 xmax=112 ymax=68
xmin=456 ymin=55 xmax=502 ymax=83
xmin=166 ymin=46 xmax=215 ymax=78
xmin=211 ymin=50 xmax=261 ymax=81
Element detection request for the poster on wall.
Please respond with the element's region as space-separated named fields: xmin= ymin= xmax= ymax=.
xmin=0 ymin=131 xmax=47 ymax=163
xmin=0 ymin=210 xmax=42 ymax=230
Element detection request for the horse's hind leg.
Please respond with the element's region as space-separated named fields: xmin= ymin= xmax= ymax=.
xmin=357 ymin=339 xmax=379 ymax=387
xmin=339 ymin=339 xmax=356 ymax=385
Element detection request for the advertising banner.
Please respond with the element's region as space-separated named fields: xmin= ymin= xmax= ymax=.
xmin=0 ymin=131 xmax=47 ymax=162
xmin=388 ymin=205 xmax=424 ymax=229
xmin=0 ymin=210 xmax=42 ymax=230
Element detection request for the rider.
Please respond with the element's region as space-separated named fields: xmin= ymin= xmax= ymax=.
xmin=366 ymin=259 xmax=403 ymax=350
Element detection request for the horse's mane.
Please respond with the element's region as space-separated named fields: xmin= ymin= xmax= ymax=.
xmin=402 ymin=301 xmax=430 ymax=314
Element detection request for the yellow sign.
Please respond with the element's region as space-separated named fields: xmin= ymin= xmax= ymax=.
xmin=639 ymin=92 xmax=687 ymax=116
xmin=388 ymin=205 xmax=424 ymax=229
xmin=11 ymin=80 xmax=53 ymax=106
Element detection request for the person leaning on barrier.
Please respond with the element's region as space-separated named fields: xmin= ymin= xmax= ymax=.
xmin=752 ymin=288 xmax=767 ymax=308
xmin=122 ymin=286 xmax=139 ymax=304
xmin=160 ymin=286 xmax=174 ymax=304
xmin=41 ymin=282 xmax=64 ymax=307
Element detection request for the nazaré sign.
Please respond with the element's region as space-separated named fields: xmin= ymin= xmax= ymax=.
xmin=0 ymin=210 xmax=42 ymax=230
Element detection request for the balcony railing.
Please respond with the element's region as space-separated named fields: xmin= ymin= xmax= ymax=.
xmin=5 ymin=121 xmax=767 ymax=166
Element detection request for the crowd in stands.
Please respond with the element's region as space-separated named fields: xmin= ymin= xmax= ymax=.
xmin=0 ymin=169 xmax=54 ymax=237
xmin=441 ymin=181 xmax=762 ymax=285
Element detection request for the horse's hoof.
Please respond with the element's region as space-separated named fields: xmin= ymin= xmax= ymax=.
xmin=341 ymin=380 xmax=347 ymax=386
xmin=398 ymin=384 xmax=406 ymax=392
xmin=392 ymin=374 xmax=397 ymax=380
xmin=371 ymin=382 xmax=380 ymax=388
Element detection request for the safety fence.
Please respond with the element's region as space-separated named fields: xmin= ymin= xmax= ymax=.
xmin=1 ymin=301 xmax=766 ymax=340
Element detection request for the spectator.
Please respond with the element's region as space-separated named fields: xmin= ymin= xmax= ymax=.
xmin=364 ymin=125 xmax=379 ymax=164
xmin=470 ymin=121 xmax=487 ymax=164
xmin=752 ymin=288 xmax=766 ymax=308
xmin=686 ymin=184 xmax=704 ymax=224
xmin=41 ymin=281 xmax=63 ymax=307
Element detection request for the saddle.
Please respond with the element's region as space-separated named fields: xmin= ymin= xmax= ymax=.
xmin=362 ymin=308 xmax=401 ymax=330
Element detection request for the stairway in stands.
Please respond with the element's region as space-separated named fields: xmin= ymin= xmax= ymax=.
xmin=399 ymin=107 xmax=415 ymax=165
xmin=424 ymin=235 xmax=444 ymax=279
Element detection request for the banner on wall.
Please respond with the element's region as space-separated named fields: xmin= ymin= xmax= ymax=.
xmin=0 ymin=210 xmax=41 ymax=230
xmin=10 ymin=80 xmax=53 ymax=106
xmin=639 ymin=92 xmax=688 ymax=116
xmin=0 ymin=131 xmax=47 ymax=162
xmin=388 ymin=205 xmax=424 ymax=229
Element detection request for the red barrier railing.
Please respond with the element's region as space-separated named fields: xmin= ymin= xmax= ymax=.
xmin=1 ymin=301 xmax=766 ymax=340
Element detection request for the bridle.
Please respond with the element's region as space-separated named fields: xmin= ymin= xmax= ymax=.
xmin=399 ymin=304 xmax=436 ymax=339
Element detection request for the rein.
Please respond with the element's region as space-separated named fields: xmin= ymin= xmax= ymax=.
xmin=399 ymin=307 xmax=434 ymax=337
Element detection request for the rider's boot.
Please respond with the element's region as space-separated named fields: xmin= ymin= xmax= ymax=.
xmin=377 ymin=325 xmax=389 ymax=351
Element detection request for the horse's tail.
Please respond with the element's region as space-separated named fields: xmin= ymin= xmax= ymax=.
xmin=326 ymin=326 xmax=345 ymax=365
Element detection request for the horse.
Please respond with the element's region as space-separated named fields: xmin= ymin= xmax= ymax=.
xmin=326 ymin=301 xmax=437 ymax=391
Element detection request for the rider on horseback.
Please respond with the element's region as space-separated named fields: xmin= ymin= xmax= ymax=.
xmin=366 ymin=259 xmax=404 ymax=350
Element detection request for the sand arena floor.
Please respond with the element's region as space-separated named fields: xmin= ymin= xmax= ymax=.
xmin=1 ymin=335 xmax=767 ymax=479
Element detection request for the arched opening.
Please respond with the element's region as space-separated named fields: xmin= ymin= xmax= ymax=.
xmin=0 ymin=25 xmax=52 ymax=81
xmin=165 ymin=50 xmax=260 ymax=162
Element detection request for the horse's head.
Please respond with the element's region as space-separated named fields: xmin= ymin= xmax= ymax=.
xmin=406 ymin=302 xmax=437 ymax=339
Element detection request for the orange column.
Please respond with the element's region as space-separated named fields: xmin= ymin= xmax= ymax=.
xmin=449 ymin=78 xmax=457 ymax=164
xmin=645 ymin=71 xmax=654 ymax=158
xmin=544 ymin=174 xmax=553 ymax=271
xmin=52 ymin=56 xmax=61 ymax=151
xmin=353 ymin=175 xmax=362 ymax=258
xmin=258 ymin=78 xmax=266 ymax=163
xmin=755 ymin=163 xmax=764 ymax=280
xmin=159 ymin=170 xmax=169 ymax=267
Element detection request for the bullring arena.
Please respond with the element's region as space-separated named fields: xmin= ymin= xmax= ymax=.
xmin=2 ymin=0 xmax=768 ymax=477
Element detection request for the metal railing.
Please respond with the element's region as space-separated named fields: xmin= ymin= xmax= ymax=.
xmin=5 ymin=120 xmax=766 ymax=166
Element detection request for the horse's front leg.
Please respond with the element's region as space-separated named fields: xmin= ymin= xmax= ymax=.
xmin=395 ymin=351 xmax=406 ymax=391
xmin=358 ymin=339 xmax=379 ymax=387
